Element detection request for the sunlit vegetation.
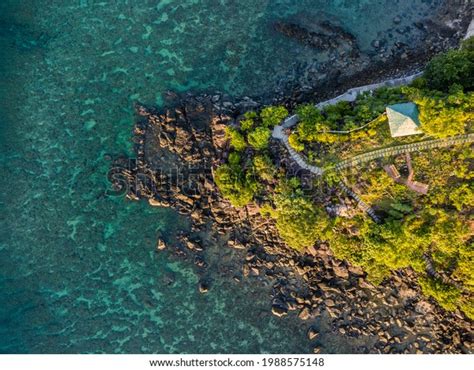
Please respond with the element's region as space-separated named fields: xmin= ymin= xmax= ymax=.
xmin=247 ymin=126 xmax=272 ymax=150
xmin=290 ymin=87 xmax=422 ymax=165
xmin=290 ymin=39 xmax=474 ymax=162
xmin=214 ymin=41 xmax=474 ymax=318
xmin=214 ymin=105 xmax=288 ymax=207
xmin=214 ymin=152 xmax=257 ymax=207
xmin=225 ymin=126 xmax=247 ymax=152
xmin=260 ymin=106 xmax=288 ymax=127
xmin=403 ymin=84 xmax=473 ymax=139
xmin=408 ymin=37 xmax=474 ymax=138
xmin=252 ymin=154 xmax=276 ymax=182
xmin=339 ymin=145 xmax=473 ymax=318
xmin=261 ymin=178 xmax=331 ymax=251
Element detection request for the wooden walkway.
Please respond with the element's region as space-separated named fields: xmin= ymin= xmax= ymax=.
xmin=384 ymin=153 xmax=429 ymax=195
xmin=273 ymin=70 xmax=425 ymax=177
xmin=334 ymin=134 xmax=474 ymax=171
xmin=274 ymin=123 xmax=474 ymax=177
xmin=273 ymin=133 xmax=474 ymax=222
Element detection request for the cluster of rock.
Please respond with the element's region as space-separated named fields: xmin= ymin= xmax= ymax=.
xmin=270 ymin=3 xmax=472 ymax=108
xmin=108 ymin=92 xmax=472 ymax=353
xmin=274 ymin=20 xmax=359 ymax=58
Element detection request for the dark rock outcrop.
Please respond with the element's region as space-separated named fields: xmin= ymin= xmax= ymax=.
xmin=108 ymin=92 xmax=472 ymax=353
xmin=273 ymin=20 xmax=359 ymax=57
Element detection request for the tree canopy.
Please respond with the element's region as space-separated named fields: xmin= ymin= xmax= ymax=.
xmin=213 ymin=45 xmax=474 ymax=318
xmin=423 ymin=36 xmax=474 ymax=92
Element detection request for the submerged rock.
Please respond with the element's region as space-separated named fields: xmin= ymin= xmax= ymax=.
xmin=307 ymin=327 xmax=319 ymax=341
xmin=298 ymin=307 xmax=311 ymax=320
xmin=273 ymin=19 xmax=359 ymax=57
xmin=156 ymin=239 xmax=166 ymax=251
xmin=198 ymin=280 xmax=209 ymax=294
xmin=271 ymin=304 xmax=288 ymax=318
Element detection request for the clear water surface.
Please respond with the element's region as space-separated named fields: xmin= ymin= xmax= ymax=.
xmin=0 ymin=0 xmax=442 ymax=353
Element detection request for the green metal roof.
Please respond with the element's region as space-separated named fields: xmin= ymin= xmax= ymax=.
xmin=386 ymin=102 xmax=422 ymax=137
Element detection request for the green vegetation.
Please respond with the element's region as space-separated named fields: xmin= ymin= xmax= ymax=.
xmin=403 ymin=83 xmax=473 ymax=139
xmin=214 ymin=42 xmax=473 ymax=318
xmin=295 ymin=88 xmax=404 ymax=146
xmin=240 ymin=111 xmax=257 ymax=131
xmin=338 ymin=146 xmax=473 ymax=318
xmin=259 ymin=178 xmax=331 ymax=251
xmin=260 ymin=106 xmax=288 ymax=127
xmin=225 ymin=126 xmax=247 ymax=152
xmin=214 ymin=105 xmax=288 ymax=207
xmin=419 ymin=277 xmax=461 ymax=311
xmin=247 ymin=126 xmax=272 ymax=150
xmin=288 ymin=133 xmax=305 ymax=152
xmin=252 ymin=154 xmax=276 ymax=182
xmin=214 ymin=152 xmax=257 ymax=207
xmin=272 ymin=195 xmax=325 ymax=251
xmin=410 ymin=37 xmax=474 ymax=139
xmin=291 ymin=87 xmax=417 ymax=166
xmin=423 ymin=37 xmax=474 ymax=92
xmin=290 ymin=43 xmax=474 ymax=162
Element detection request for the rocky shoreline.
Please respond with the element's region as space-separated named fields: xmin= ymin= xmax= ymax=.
xmin=108 ymin=89 xmax=472 ymax=353
xmin=107 ymin=5 xmax=473 ymax=354
xmin=267 ymin=1 xmax=472 ymax=108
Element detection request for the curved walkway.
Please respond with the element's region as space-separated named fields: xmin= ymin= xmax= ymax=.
xmin=315 ymin=72 xmax=423 ymax=110
xmin=272 ymin=126 xmax=323 ymax=175
xmin=273 ymin=70 xmax=425 ymax=175
xmin=276 ymin=71 xmax=423 ymax=132
xmin=273 ymin=125 xmax=474 ymax=177
xmin=273 ymin=20 xmax=473 ymax=171
xmin=274 ymin=131 xmax=473 ymax=222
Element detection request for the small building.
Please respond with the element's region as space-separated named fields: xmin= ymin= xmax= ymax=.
xmin=386 ymin=102 xmax=422 ymax=138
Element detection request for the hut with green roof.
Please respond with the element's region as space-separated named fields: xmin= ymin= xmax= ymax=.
xmin=386 ymin=102 xmax=422 ymax=138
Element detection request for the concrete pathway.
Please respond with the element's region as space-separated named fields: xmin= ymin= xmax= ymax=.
xmin=274 ymin=119 xmax=474 ymax=177
xmin=464 ymin=18 xmax=474 ymax=40
xmin=272 ymin=126 xmax=323 ymax=175
xmin=271 ymin=28 xmax=474 ymax=221
xmin=315 ymin=73 xmax=423 ymax=110
xmin=274 ymin=71 xmax=423 ymax=135
xmin=272 ymin=70 xmax=425 ymax=176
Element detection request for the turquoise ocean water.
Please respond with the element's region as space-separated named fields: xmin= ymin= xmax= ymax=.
xmin=0 ymin=0 xmax=441 ymax=353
